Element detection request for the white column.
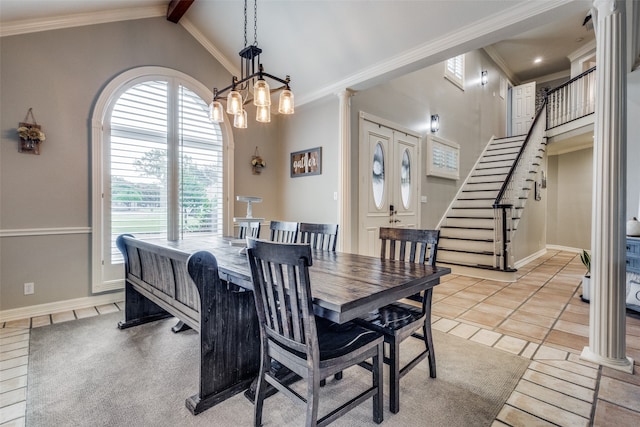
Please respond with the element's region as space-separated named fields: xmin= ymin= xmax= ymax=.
xmin=581 ymin=0 xmax=633 ymax=373
xmin=337 ymin=89 xmax=354 ymax=253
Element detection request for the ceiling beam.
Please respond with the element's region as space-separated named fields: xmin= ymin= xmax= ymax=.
xmin=167 ymin=0 xmax=195 ymax=23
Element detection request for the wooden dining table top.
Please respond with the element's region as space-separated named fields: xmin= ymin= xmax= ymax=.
xmin=146 ymin=236 xmax=451 ymax=324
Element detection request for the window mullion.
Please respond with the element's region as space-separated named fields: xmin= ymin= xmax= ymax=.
xmin=167 ymin=78 xmax=180 ymax=241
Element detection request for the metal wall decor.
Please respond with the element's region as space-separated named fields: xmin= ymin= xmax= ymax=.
xmin=17 ymin=108 xmax=46 ymax=155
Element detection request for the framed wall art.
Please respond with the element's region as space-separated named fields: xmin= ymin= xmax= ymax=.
xmin=290 ymin=147 xmax=322 ymax=177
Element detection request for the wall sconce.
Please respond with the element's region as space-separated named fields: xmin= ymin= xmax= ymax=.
xmin=481 ymin=70 xmax=488 ymax=85
xmin=430 ymin=114 xmax=440 ymax=133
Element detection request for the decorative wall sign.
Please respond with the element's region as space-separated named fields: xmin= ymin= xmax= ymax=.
xmin=426 ymin=135 xmax=459 ymax=180
xmin=290 ymin=147 xmax=321 ymax=177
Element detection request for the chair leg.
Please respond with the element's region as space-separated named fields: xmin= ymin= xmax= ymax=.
xmin=373 ymin=342 xmax=384 ymax=424
xmin=389 ymin=337 xmax=401 ymax=414
xmin=254 ymin=354 xmax=270 ymax=427
xmin=423 ymin=289 xmax=436 ymax=378
xmin=305 ymin=373 xmax=320 ymax=427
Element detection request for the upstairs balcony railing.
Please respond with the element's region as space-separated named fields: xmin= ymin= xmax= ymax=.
xmin=546 ymin=66 xmax=596 ymax=129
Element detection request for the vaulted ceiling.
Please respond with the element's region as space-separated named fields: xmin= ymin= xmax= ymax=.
xmin=0 ymin=0 xmax=594 ymax=106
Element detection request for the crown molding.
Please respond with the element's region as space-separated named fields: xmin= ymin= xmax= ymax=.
xmin=482 ymin=45 xmax=519 ymax=85
xmin=297 ymin=0 xmax=575 ymax=106
xmin=0 ymin=6 xmax=165 ymax=38
xmin=179 ymin=17 xmax=240 ymax=78
xmin=567 ymin=39 xmax=597 ymax=62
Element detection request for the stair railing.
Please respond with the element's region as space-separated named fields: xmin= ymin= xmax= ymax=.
xmin=493 ymin=102 xmax=547 ymax=271
xmin=546 ymin=67 xmax=596 ymax=129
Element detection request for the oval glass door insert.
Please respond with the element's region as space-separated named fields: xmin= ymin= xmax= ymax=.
xmin=400 ymin=148 xmax=411 ymax=208
xmin=372 ymin=142 xmax=385 ymax=209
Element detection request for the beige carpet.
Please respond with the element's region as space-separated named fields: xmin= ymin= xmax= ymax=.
xmin=27 ymin=312 xmax=529 ymax=426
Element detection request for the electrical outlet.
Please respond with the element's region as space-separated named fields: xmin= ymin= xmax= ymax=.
xmin=24 ymin=282 xmax=34 ymax=295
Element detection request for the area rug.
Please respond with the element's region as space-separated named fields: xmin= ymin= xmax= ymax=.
xmin=27 ymin=312 xmax=529 ymax=426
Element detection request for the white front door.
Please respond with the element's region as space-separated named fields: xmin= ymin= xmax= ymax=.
xmin=358 ymin=118 xmax=419 ymax=256
xmin=511 ymin=81 xmax=536 ymax=135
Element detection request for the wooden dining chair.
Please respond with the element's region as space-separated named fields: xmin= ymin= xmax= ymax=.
xmin=269 ymin=220 xmax=299 ymax=243
xmin=298 ymin=222 xmax=339 ymax=251
xmin=237 ymin=221 xmax=261 ymax=239
xmin=357 ymin=227 xmax=440 ymax=414
xmin=246 ymin=238 xmax=384 ymax=427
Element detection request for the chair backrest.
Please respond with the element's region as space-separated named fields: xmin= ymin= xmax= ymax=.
xmin=379 ymin=227 xmax=439 ymax=266
xmin=269 ymin=220 xmax=299 ymax=243
xmin=246 ymin=239 xmax=317 ymax=358
xmin=298 ymin=223 xmax=339 ymax=251
xmin=238 ymin=221 xmax=261 ymax=239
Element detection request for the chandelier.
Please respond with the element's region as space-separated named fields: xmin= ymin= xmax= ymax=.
xmin=209 ymin=0 xmax=294 ymax=129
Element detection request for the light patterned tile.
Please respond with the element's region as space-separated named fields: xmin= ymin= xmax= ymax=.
xmin=0 ymin=401 xmax=25 ymax=425
xmin=594 ymin=399 xmax=640 ymax=427
xmin=449 ymin=323 xmax=479 ymax=339
xmin=521 ymin=342 xmax=539 ymax=359
xmin=2 ymin=320 xmax=29 ymax=329
xmin=494 ymin=335 xmax=527 ymax=355
xmin=534 ymin=345 xmax=568 ymax=361
xmin=74 ymin=307 xmax=98 ymax=319
xmin=515 ymin=379 xmax=592 ymax=418
xmin=30 ymin=315 xmax=51 ymax=328
xmin=506 ymin=391 xmax=589 ymax=426
xmin=554 ymin=319 xmax=589 ymax=337
xmin=51 ymin=311 xmax=76 ymax=323
xmin=528 ymin=361 xmax=596 ymax=389
xmin=0 ymin=356 xmax=27 ymax=371
xmin=540 ymin=360 xmax=598 ymax=379
xmin=496 ymin=404 xmax=556 ymax=426
xmin=0 ymin=335 xmax=28 ymax=347
xmin=0 ymin=417 xmax=25 ymax=427
xmin=96 ymin=304 xmax=119 ymax=315
xmin=469 ymin=329 xmax=502 ymax=347
xmin=497 ymin=319 xmax=548 ymax=341
xmin=0 ymin=376 xmax=27 ymax=394
xmin=522 ymin=369 xmax=595 ymax=402
xmin=0 ymin=348 xmax=28 ymax=363
xmin=0 ymin=387 xmax=26 ymax=408
xmin=0 ymin=366 xmax=28 ymax=382
xmin=0 ymin=341 xmax=28 ymax=354
xmin=432 ymin=318 xmax=459 ymax=333
xmin=598 ymin=376 xmax=640 ymax=412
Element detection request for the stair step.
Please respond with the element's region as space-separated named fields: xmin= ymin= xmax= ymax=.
xmin=492 ymin=135 xmax=527 ymax=144
xmin=459 ymin=190 xmax=499 ymax=199
xmin=480 ymin=153 xmax=519 ymax=162
xmin=445 ymin=217 xmax=494 ymax=228
xmin=450 ymin=207 xmax=494 ymax=217
xmin=463 ymin=182 xmax=502 ymax=191
xmin=437 ymin=250 xmax=496 ymax=266
xmin=452 ymin=199 xmax=495 ymax=208
xmin=439 ymin=227 xmax=494 ymax=240
xmin=467 ymin=175 xmax=506 ymax=184
xmin=437 ymin=260 xmax=515 ymax=273
xmin=476 ymin=160 xmax=514 ymax=170
xmin=473 ymin=167 xmax=511 ymax=176
xmin=439 ymin=238 xmax=494 ymax=252
xmin=487 ymin=141 xmax=524 ymax=150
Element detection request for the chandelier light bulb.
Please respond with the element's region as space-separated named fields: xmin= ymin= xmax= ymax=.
xmin=227 ymin=90 xmax=243 ymax=115
xmin=253 ymin=79 xmax=271 ymax=106
xmin=278 ymin=89 xmax=294 ymax=114
xmin=256 ymin=105 xmax=271 ymax=123
xmin=209 ymin=101 xmax=224 ymax=122
xmin=233 ymin=109 xmax=248 ymax=128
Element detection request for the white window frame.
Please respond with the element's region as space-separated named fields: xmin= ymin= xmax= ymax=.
xmin=444 ymin=54 xmax=465 ymax=90
xmin=91 ymin=66 xmax=235 ymax=293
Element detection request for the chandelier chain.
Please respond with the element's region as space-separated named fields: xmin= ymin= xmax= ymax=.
xmin=254 ymin=0 xmax=258 ymax=46
xmin=243 ymin=0 xmax=248 ymax=47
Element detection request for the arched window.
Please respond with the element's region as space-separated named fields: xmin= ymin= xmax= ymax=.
xmin=91 ymin=67 xmax=234 ymax=293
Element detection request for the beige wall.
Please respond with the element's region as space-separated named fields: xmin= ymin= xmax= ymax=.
xmin=628 ymin=70 xmax=640 ymax=222
xmin=0 ymin=18 xmax=282 ymax=311
xmin=546 ymin=147 xmax=593 ymax=250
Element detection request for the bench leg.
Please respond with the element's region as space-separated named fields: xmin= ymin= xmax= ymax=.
xmin=117 ymin=282 xmax=172 ymax=329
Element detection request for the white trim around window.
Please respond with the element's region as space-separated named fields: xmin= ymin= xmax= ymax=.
xmin=90 ymin=66 xmax=235 ymax=293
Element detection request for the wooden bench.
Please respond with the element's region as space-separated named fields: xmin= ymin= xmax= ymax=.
xmin=116 ymin=235 xmax=260 ymax=415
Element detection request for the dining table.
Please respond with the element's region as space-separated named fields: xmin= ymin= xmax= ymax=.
xmin=164 ymin=236 xmax=451 ymax=324
xmin=122 ymin=235 xmax=451 ymax=413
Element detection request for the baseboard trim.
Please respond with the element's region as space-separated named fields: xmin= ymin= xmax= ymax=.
xmin=514 ymin=248 xmax=547 ymax=269
xmin=546 ymin=244 xmax=582 ymax=253
xmin=0 ymin=292 xmax=124 ymax=323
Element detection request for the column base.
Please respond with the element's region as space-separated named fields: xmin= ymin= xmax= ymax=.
xmin=580 ymin=346 xmax=634 ymax=374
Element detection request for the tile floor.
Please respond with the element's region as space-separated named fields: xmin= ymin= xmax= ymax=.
xmin=1 ymin=250 xmax=640 ymax=426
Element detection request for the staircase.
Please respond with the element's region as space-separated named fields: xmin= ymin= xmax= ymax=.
xmin=437 ymin=105 xmax=548 ymax=279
